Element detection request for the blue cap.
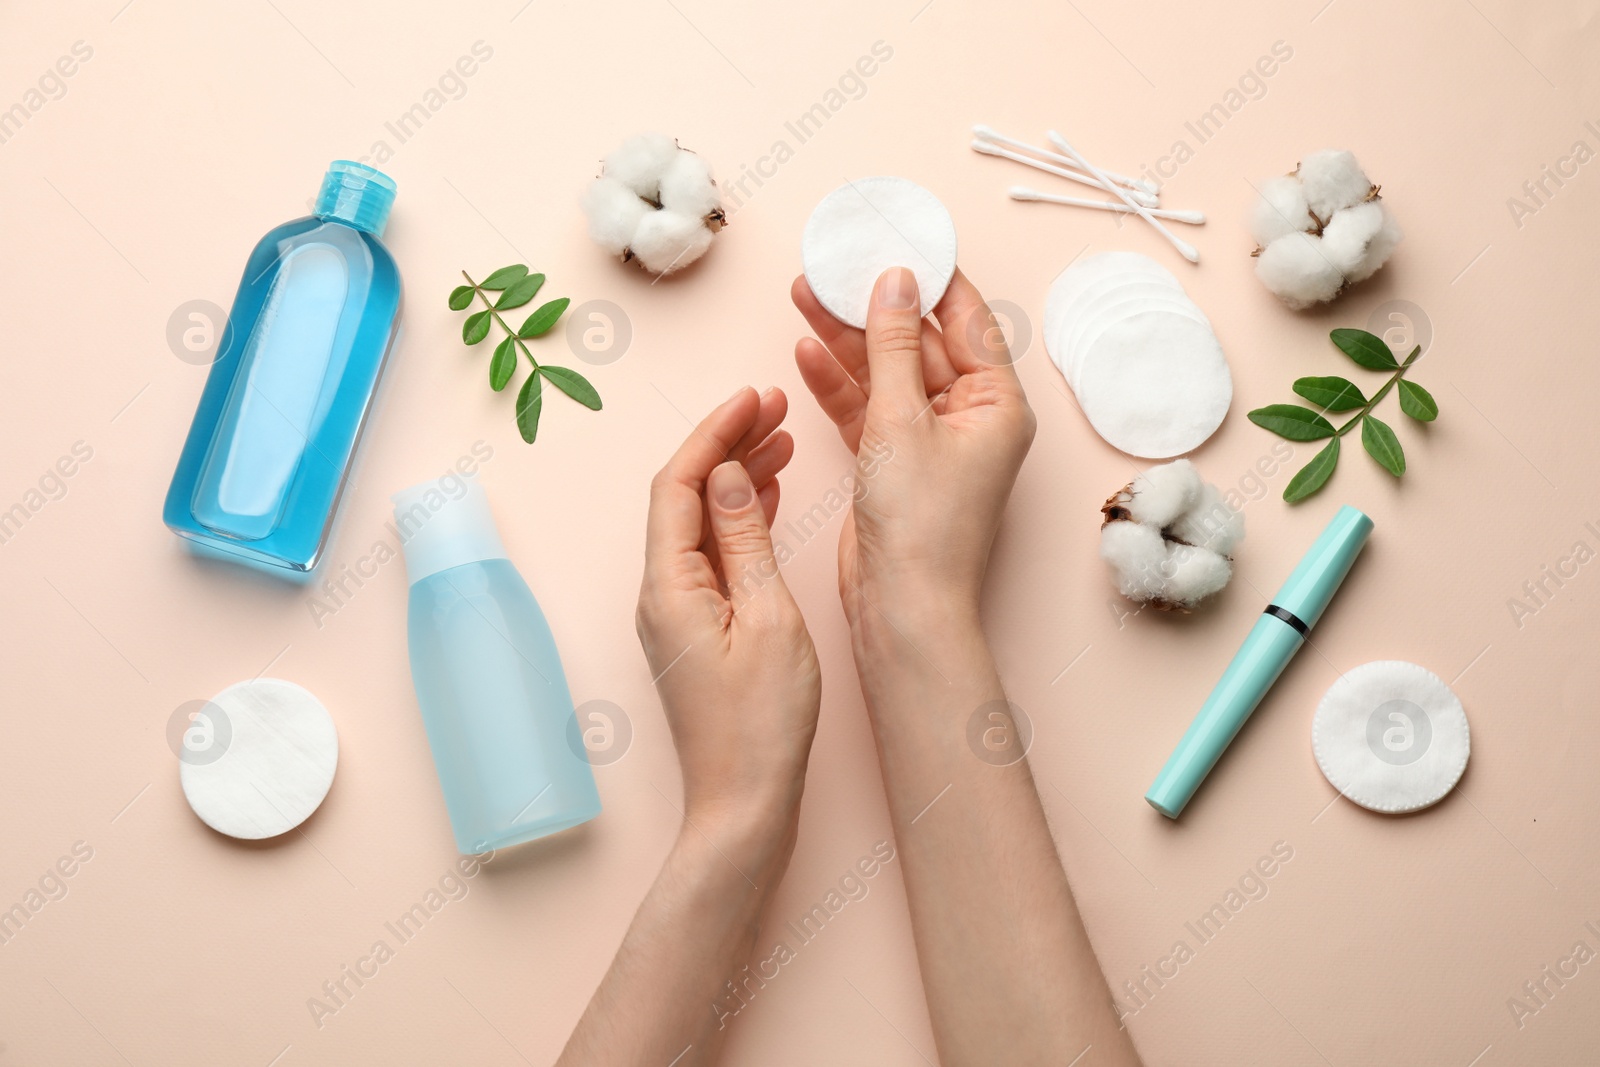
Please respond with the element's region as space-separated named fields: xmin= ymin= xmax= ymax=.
xmin=1271 ymin=505 xmax=1373 ymax=628
xmin=314 ymin=161 xmax=396 ymax=237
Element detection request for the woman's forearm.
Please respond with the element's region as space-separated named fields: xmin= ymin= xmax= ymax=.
xmin=557 ymin=809 xmax=798 ymax=1066
xmin=852 ymin=603 xmax=1142 ymax=1067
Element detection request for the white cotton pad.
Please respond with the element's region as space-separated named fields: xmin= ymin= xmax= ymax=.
xmin=1065 ymin=289 xmax=1208 ymax=389
xmin=179 ymin=678 xmax=339 ymax=839
xmin=1045 ymin=261 xmax=1181 ymax=361
xmin=1312 ymin=661 xmax=1470 ymax=814
xmin=1056 ymin=262 xmax=1183 ymax=320
xmin=1076 ymin=312 xmax=1232 ymax=459
xmin=801 ymin=177 xmax=957 ymax=329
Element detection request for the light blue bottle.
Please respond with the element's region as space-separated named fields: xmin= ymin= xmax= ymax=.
xmin=393 ymin=475 xmax=601 ymax=853
xmin=164 ymin=161 xmax=403 ymax=573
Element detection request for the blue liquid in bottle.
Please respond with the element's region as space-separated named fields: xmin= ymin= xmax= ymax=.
xmin=394 ymin=476 xmax=602 ymax=853
xmin=164 ymin=161 xmax=403 ymax=573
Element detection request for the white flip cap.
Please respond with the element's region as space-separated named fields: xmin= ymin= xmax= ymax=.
xmin=391 ymin=476 xmax=507 ymax=585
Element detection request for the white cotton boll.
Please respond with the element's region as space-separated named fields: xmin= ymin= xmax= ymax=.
xmin=1163 ymin=545 xmax=1233 ymax=607
xmin=604 ymin=133 xmax=679 ymax=199
xmin=1249 ymin=175 xmax=1316 ymax=248
xmin=1169 ymin=482 xmax=1244 ymax=556
xmin=630 ymin=209 xmax=714 ymax=274
xmin=1125 ymin=459 xmax=1202 ymax=529
xmin=588 ymin=135 xmax=725 ymax=273
xmin=1298 ymin=149 xmax=1372 ymax=220
xmin=1102 ymin=462 xmax=1242 ymax=609
xmin=1256 ymin=232 xmax=1344 ymax=310
xmin=1345 ymin=201 xmax=1403 ymax=284
xmin=657 ymin=151 xmax=721 ymax=219
xmin=1250 ymin=148 xmax=1398 ymax=307
xmin=582 ymin=177 xmax=651 ymax=256
xmin=1100 ymin=521 xmax=1172 ymax=602
xmin=1320 ymin=200 xmax=1385 ymax=276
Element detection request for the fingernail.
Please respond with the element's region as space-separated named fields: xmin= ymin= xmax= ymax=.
xmin=710 ymin=462 xmax=753 ymax=509
xmin=726 ymin=385 xmax=748 ymax=403
xmin=876 ymin=267 xmax=918 ymax=310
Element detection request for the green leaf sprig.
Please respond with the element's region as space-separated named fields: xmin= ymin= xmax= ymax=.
xmin=448 ymin=265 xmax=602 ymax=443
xmin=1248 ymin=328 xmax=1439 ymax=503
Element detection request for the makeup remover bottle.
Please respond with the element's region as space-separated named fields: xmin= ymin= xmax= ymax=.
xmin=164 ymin=161 xmax=403 ymax=572
xmin=394 ymin=476 xmax=601 ymax=853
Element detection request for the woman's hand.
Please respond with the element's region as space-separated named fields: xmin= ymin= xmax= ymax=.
xmin=791 ymin=267 xmax=1036 ymax=630
xmin=789 ymin=272 xmax=1144 ymax=1067
xmin=561 ymin=390 xmax=819 ymax=1067
xmin=636 ymin=386 xmax=821 ymax=834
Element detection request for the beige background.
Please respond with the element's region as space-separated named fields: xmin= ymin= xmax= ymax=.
xmin=3 ymin=0 xmax=1598 ymax=1063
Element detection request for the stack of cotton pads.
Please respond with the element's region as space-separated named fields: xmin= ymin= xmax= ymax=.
xmin=1044 ymin=251 xmax=1232 ymax=458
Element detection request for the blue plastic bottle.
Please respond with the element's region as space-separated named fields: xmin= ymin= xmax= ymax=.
xmin=393 ymin=475 xmax=601 ymax=853
xmin=164 ymin=161 xmax=403 ymax=572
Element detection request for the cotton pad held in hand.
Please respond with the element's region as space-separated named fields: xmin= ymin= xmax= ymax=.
xmin=802 ymin=177 xmax=957 ymax=328
xmin=179 ymin=678 xmax=339 ymax=839
xmin=1312 ymin=661 xmax=1469 ymax=814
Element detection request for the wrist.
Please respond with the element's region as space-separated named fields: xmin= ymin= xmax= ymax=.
xmin=848 ymin=583 xmax=984 ymax=661
xmin=677 ymin=794 xmax=801 ymax=891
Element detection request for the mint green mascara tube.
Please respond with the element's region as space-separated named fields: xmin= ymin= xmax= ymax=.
xmin=1145 ymin=505 xmax=1373 ymax=819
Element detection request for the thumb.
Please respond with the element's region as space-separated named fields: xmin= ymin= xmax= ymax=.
xmin=707 ymin=462 xmax=792 ymax=617
xmin=863 ymin=266 xmax=927 ymax=417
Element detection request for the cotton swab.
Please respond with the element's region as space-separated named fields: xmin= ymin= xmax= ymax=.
xmin=1048 ymin=129 xmax=1199 ymax=264
xmin=1042 ymin=131 xmax=1157 ymax=197
xmin=1008 ymin=187 xmax=1205 ymax=224
xmin=970 ymin=141 xmax=1161 ymax=209
xmin=975 ymin=124 xmax=1157 ymax=197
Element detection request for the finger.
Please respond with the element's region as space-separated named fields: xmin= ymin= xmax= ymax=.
xmin=697 ymin=390 xmax=790 ymax=563
xmin=792 ymin=275 xmax=870 ymax=390
xmin=756 ymin=478 xmax=780 ymax=528
xmin=863 ymin=267 xmax=930 ymax=415
xmin=742 ymin=429 xmax=794 ymax=488
xmin=728 ymin=387 xmax=788 ymax=464
xmin=932 ymin=268 xmax=1023 ymax=388
xmin=796 ymin=337 xmax=867 ymax=451
xmin=917 ymin=318 xmax=961 ymax=398
xmin=706 ymin=462 xmax=795 ymax=618
xmin=646 ymin=387 xmax=762 ymax=576
xmin=698 ymin=433 xmax=791 ymax=575
xmin=794 ymin=273 xmax=956 ymax=401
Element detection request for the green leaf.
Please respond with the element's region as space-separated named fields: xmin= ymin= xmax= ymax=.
xmin=1361 ymin=414 xmax=1406 ymax=476
xmin=462 ymin=310 xmax=493 ymax=345
xmin=519 ymin=297 xmax=571 ymax=338
xmin=1292 ymin=375 xmax=1366 ymax=412
xmin=490 ymin=337 xmax=518 ymax=391
xmin=1247 ymin=404 xmax=1337 ymax=441
xmin=540 ymin=365 xmax=602 ymax=410
xmin=1330 ymin=328 xmax=1399 ymax=370
xmin=1283 ymin=438 xmax=1340 ymax=503
xmin=516 ymin=368 xmax=543 ymax=443
xmin=448 ymin=285 xmax=475 ymax=311
xmin=480 ymin=265 xmax=528 ymax=290
xmin=1397 ymin=379 xmax=1439 ymax=422
xmin=495 ymin=273 xmax=546 ymax=310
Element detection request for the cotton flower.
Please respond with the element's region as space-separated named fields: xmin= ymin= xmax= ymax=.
xmin=1100 ymin=459 xmax=1243 ymax=610
xmin=1250 ymin=149 xmax=1401 ymax=309
xmin=1248 ymin=175 xmax=1315 ymax=248
xmin=583 ymin=134 xmax=724 ymax=275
